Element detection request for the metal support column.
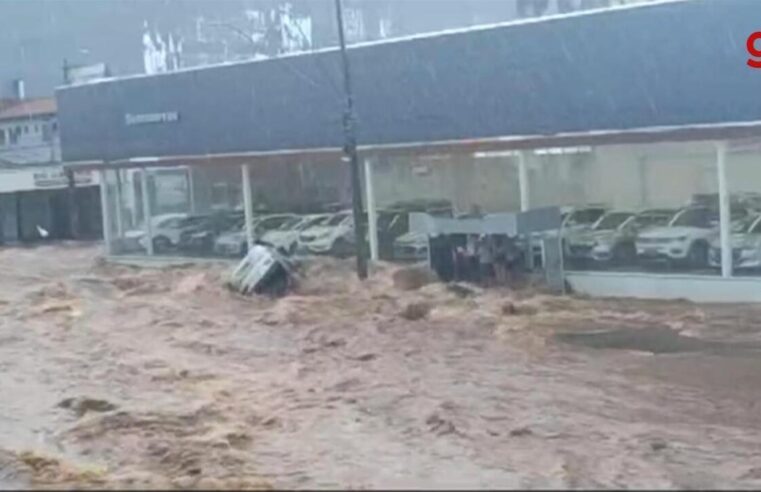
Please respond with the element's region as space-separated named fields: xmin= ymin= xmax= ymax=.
xmin=140 ymin=168 xmax=154 ymax=256
xmin=187 ymin=166 xmax=197 ymax=214
xmin=517 ymin=151 xmax=530 ymax=212
xmin=241 ymin=164 xmax=255 ymax=251
xmin=364 ymin=158 xmax=379 ymax=262
xmin=114 ymin=169 xmax=125 ymax=238
xmin=716 ymin=141 xmax=732 ymax=278
xmin=98 ymin=169 xmax=114 ymax=255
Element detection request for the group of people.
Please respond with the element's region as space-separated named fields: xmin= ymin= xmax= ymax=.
xmin=429 ymin=233 xmax=522 ymax=286
xmin=454 ymin=234 xmax=521 ymax=285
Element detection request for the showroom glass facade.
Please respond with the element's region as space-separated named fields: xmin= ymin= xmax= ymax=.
xmin=95 ymin=136 xmax=760 ymax=283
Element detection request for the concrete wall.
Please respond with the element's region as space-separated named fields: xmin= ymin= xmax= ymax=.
xmin=567 ymin=271 xmax=761 ymax=303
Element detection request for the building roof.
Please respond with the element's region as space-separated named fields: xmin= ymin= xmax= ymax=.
xmin=0 ymin=98 xmax=56 ymax=122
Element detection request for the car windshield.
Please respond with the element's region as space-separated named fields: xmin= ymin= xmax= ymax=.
xmin=566 ymin=208 xmax=605 ymax=225
xmin=327 ymin=214 xmax=349 ymax=226
xmin=732 ymin=216 xmax=761 ymax=233
xmin=259 ymin=216 xmax=292 ymax=231
xmin=300 ymin=216 xmax=330 ymax=230
xmin=635 ymin=213 xmax=672 ymax=228
xmin=178 ymin=216 xmax=208 ymax=228
xmin=274 ymin=217 xmax=302 ymax=231
xmin=594 ymin=212 xmax=632 ymax=231
xmin=671 ymin=208 xmax=709 ymax=228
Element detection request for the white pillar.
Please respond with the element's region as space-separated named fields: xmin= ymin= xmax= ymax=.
xmin=517 ymin=151 xmax=530 ymax=212
xmin=241 ymin=164 xmax=255 ymax=250
xmin=114 ymin=169 xmax=125 ymax=238
xmin=140 ymin=168 xmax=154 ymax=256
xmin=186 ymin=166 xmax=196 ymax=214
xmin=98 ymin=169 xmax=114 ymax=255
xmin=716 ymin=141 xmax=732 ymax=278
xmin=364 ymin=157 xmax=379 ymax=262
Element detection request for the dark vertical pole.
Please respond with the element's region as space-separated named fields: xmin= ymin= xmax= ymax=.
xmin=66 ymin=169 xmax=79 ymax=239
xmin=334 ymin=0 xmax=368 ymax=280
xmin=62 ymin=59 xmax=70 ymax=84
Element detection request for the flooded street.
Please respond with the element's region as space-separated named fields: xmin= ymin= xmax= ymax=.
xmin=3 ymin=243 xmax=761 ymax=489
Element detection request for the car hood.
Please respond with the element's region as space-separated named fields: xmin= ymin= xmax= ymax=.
xmin=394 ymin=231 xmax=427 ymax=246
xmin=638 ymin=226 xmax=707 ymax=240
xmin=216 ymin=231 xmax=246 ymax=243
xmin=568 ymin=229 xmax=617 ymax=244
xmin=710 ymin=232 xmax=761 ymax=249
xmin=262 ymin=230 xmax=298 ymax=242
xmin=301 ymin=226 xmax=343 ymax=239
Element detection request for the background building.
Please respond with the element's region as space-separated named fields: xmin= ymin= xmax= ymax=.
xmin=0 ymin=0 xmax=655 ymax=98
xmin=0 ymin=92 xmax=100 ymax=243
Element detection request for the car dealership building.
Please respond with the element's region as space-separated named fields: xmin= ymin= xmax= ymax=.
xmin=56 ymin=0 xmax=761 ymax=301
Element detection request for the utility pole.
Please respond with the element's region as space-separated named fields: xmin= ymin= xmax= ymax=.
xmin=334 ymin=0 xmax=368 ymax=280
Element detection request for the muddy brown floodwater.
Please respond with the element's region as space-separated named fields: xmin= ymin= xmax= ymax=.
xmin=3 ymin=243 xmax=761 ymax=489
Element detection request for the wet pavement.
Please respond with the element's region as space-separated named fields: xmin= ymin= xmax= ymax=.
xmin=3 ymin=242 xmax=761 ymax=489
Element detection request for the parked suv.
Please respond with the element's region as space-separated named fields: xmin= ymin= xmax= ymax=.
xmin=708 ymin=214 xmax=761 ymax=271
xmin=529 ymin=205 xmax=607 ymax=267
xmin=566 ymin=209 xmax=674 ymax=266
xmin=635 ymin=207 xmax=716 ymax=268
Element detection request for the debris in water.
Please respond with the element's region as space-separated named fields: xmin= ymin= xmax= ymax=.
xmin=650 ymin=439 xmax=668 ymax=452
xmin=58 ymin=397 xmax=117 ymax=417
xmin=509 ymin=426 xmax=534 ymax=437
xmin=446 ymin=282 xmax=482 ymax=298
xmin=400 ymin=301 xmax=432 ymax=321
xmin=391 ymin=266 xmax=435 ymax=291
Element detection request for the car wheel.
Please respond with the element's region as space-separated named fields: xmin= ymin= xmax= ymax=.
xmin=687 ymin=241 xmax=708 ymax=269
xmin=153 ymin=236 xmax=172 ymax=253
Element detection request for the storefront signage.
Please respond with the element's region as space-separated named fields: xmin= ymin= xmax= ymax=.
xmin=33 ymin=169 xmax=94 ymax=189
xmin=125 ymin=111 xmax=179 ymax=126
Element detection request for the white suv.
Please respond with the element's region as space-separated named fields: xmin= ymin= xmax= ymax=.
xmin=635 ymin=207 xmax=716 ymax=268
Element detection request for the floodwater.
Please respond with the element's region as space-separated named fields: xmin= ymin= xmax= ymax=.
xmin=3 ymin=243 xmax=761 ymax=489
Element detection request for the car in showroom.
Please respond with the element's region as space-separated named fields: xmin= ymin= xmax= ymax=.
xmin=126 ymin=213 xmax=212 ymax=254
xmin=565 ymin=209 xmax=675 ymax=266
xmin=259 ymin=214 xmax=331 ymax=255
xmin=635 ymin=206 xmax=718 ymax=269
xmin=178 ymin=211 xmax=244 ymax=255
xmin=392 ymin=231 xmax=429 ymax=262
xmin=708 ymin=214 xmax=761 ymax=271
xmin=297 ymin=212 xmax=355 ymax=257
xmin=528 ymin=204 xmax=608 ymax=267
xmin=213 ymin=213 xmax=298 ymax=257
xmin=121 ymin=213 xmax=188 ymax=253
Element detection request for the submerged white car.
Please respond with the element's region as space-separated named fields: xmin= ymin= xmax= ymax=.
xmin=708 ymin=214 xmax=761 ymax=270
xmin=635 ymin=207 xmax=716 ymax=268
